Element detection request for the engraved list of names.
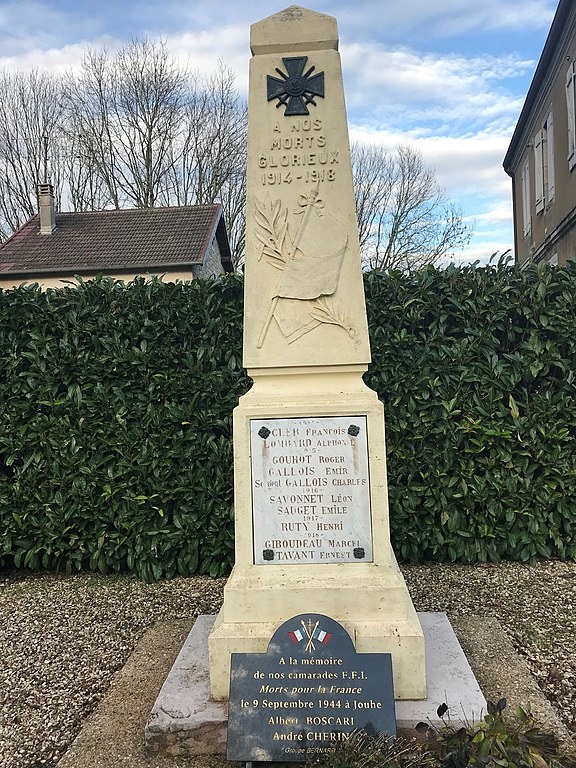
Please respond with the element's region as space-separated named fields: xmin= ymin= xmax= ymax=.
xmin=251 ymin=416 xmax=372 ymax=565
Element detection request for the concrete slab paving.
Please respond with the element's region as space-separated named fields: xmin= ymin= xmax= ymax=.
xmin=145 ymin=615 xmax=228 ymax=756
xmin=395 ymin=612 xmax=486 ymax=730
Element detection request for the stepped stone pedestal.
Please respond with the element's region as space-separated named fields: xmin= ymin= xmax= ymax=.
xmin=207 ymin=5 xmax=426 ymax=702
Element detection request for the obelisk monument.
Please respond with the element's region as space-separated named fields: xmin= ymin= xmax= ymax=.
xmin=208 ymin=5 xmax=426 ymax=700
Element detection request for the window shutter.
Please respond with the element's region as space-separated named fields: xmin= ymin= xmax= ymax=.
xmin=534 ymin=129 xmax=544 ymax=213
xmin=521 ymin=159 xmax=531 ymax=237
xmin=566 ymin=62 xmax=576 ymax=169
xmin=546 ymin=111 xmax=555 ymax=202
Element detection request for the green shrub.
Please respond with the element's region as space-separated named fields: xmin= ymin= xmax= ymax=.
xmin=421 ymin=699 xmax=575 ymax=768
xmin=0 ymin=274 xmax=248 ymax=580
xmin=1 ymin=260 xmax=575 ymax=579
xmin=364 ymin=260 xmax=576 ymax=564
xmin=310 ymin=700 xmax=576 ymax=768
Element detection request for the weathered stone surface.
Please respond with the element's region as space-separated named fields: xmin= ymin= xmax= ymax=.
xmin=243 ymin=6 xmax=369 ymax=370
xmin=250 ymin=415 xmax=373 ymax=565
xmin=145 ymin=616 xmax=227 ymax=756
xmin=208 ymin=5 xmax=426 ymax=703
xmin=395 ymin=613 xmax=486 ymax=731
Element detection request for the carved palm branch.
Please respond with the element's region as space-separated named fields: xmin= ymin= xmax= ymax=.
xmin=254 ymin=197 xmax=292 ymax=270
xmin=310 ymin=297 xmax=355 ymax=338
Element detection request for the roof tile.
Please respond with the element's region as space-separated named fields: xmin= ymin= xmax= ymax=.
xmin=0 ymin=204 xmax=231 ymax=275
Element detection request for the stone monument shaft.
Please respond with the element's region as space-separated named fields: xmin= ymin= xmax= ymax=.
xmin=208 ymin=5 xmax=426 ymax=701
xmin=243 ymin=6 xmax=370 ymax=369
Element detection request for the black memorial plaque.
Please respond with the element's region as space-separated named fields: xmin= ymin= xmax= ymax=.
xmin=227 ymin=613 xmax=396 ymax=762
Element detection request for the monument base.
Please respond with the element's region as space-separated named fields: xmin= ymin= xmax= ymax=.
xmin=145 ymin=613 xmax=487 ymax=757
xmin=208 ymin=367 xmax=426 ymax=701
xmin=208 ymin=554 xmax=425 ymax=700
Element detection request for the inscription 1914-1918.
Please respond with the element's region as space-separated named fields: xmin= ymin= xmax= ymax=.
xmin=251 ymin=416 xmax=373 ymax=564
xmin=259 ymin=117 xmax=339 ymax=186
xmin=227 ymin=613 xmax=396 ymax=763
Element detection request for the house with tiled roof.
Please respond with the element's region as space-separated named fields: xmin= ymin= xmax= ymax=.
xmin=0 ymin=185 xmax=234 ymax=289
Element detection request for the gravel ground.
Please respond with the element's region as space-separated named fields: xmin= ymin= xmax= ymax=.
xmin=0 ymin=560 xmax=575 ymax=768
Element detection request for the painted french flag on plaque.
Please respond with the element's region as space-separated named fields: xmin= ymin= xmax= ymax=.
xmin=313 ymin=628 xmax=332 ymax=645
xmin=288 ymin=629 xmax=304 ymax=644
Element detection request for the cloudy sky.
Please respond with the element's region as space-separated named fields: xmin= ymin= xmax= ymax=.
xmin=0 ymin=0 xmax=559 ymax=263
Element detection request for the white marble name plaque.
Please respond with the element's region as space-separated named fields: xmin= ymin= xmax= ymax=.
xmin=250 ymin=416 xmax=373 ymax=565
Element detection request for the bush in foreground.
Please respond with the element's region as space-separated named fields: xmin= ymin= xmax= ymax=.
xmin=311 ymin=700 xmax=576 ymax=768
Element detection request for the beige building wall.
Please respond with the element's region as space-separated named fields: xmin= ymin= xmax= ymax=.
xmin=0 ymin=269 xmax=196 ymax=290
xmin=509 ymin=6 xmax=576 ymax=266
xmin=514 ymin=62 xmax=576 ymax=265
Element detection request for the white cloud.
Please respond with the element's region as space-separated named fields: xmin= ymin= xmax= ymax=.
xmin=349 ymin=126 xmax=512 ymax=197
xmin=341 ymin=39 xmax=526 ymax=264
xmin=342 ymin=43 xmax=533 ymax=131
xmin=472 ymin=202 xmax=513 ymax=226
xmin=135 ymin=0 xmax=555 ymax=42
xmin=348 ymin=125 xmax=515 ymax=265
xmin=414 ymin=134 xmax=512 ymax=195
xmin=447 ymin=238 xmax=514 ymax=267
xmin=335 ymin=0 xmax=555 ymax=41
xmin=0 ymin=25 xmax=249 ymax=93
xmin=0 ymin=0 xmax=530 ymax=265
xmin=0 ymin=41 xmax=113 ymax=73
xmin=163 ymin=26 xmax=248 ymax=95
xmin=463 ymin=0 xmax=555 ymax=33
xmin=0 ymin=1 xmax=104 ymax=56
xmin=0 ymin=19 xmax=249 ymax=93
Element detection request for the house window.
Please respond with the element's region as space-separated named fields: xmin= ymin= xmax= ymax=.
xmin=521 ymin=158 xmax=531 ymax=237
xmin=533 ymin=110 xmax=555 ymax=212
xmin=534 ymin=129 xmax=544 ymax=213
xmin=566 ymin=61 xmax=576 ymax=170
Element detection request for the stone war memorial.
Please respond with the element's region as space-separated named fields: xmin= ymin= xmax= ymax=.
xmin=145 ymin=5 xmax=485 ymax=760
xmin=209 ymin=3 xmax=426 ymax=702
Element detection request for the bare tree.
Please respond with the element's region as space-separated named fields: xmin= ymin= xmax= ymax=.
xmin=219 ymin=164 xmax=246 ymax=269
xmin=352 ymin=143 xmax=471 ymax=271
xmin=63 ymin=40 xmax=188 ymax=209
xmin=160 ymin=62 xmax=247 ymax=265
xmin=0 ymin=70 xmax=65 ymax=240
xmin=0 ymin=43 xmax=248 ymax=264
xmin=188 ymin=64 xmax=246 ymax=267
xmin=188 ymin=64 xmax=246 ymax=206
xmin=59 ymin=130 xmax=114 ymax=212
xmin=63 ymin=47 xmax=247 ymax=261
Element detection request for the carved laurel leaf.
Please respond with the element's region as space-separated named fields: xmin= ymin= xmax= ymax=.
xmin=310 ymin=297 xmax=355 ymax=338
xmin=272 ymin=200 xmax=283 ymax=225
xmin=254 ymin=210 xmax=274 ymax=235
xmin=254 ymin=197 xmax=289 ymax=267
xmin=254 ymin=197 xmax=268 ymax=217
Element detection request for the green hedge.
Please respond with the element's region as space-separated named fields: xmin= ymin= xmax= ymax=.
xmin=365 ymin=260 xmax=576 ymax=563
xmin=0 ymin=261 xmax=575 ymax=580
xmin=0 ymin=275 xmax=248 ymax=580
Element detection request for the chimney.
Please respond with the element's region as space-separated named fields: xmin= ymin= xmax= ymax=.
xmin=38 ymin=183 xmax=56 ymax=234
